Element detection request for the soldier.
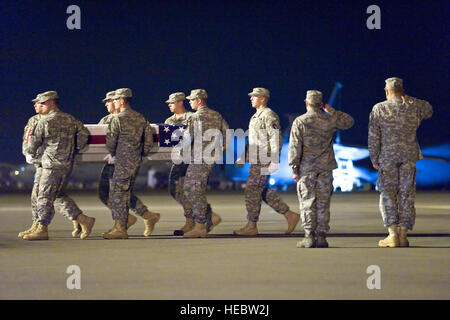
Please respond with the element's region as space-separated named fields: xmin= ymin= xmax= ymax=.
xmin=182 ymin=89 xmax=228 ymax=238
xmin=289 ymin=90 xmax=354 ymax=248
xmin=102 ymin=88 xmax=160 ymax=239
xmin=234 ymin=87 xmax=300 ymax=236
xmin=19 ymin=100 xmax=82 ymax=239
xmin=369 ymin=77 xmax=433 ymax=247
xmin=97 ymin=90 xmax=141 ymax=234
xmin=163 ymin=92 xmax=196 ymax=235
xmin=23 ymin=91 xmax=95 ymax=241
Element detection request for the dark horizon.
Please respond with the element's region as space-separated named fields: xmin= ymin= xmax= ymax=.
xmin=1 ymin=0 xmax=448 ymax=164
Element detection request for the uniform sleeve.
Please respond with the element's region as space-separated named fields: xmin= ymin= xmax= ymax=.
xmin=142 ymin=121 xmax=156 ymax=156
xmin=164 ymin=117 xmax=171 ymax=125
xmin=98 ymin=115 xmax=108 ymax=125
xmin=75 ymin=120 xmax=90 ymax=152
xmin=22 ymin=118 xmax=35 ymax=156
xmin=418 ymin=100 xmax=433 ymax=121
xmin=265 ymin=115 xmax=282 ymax=163
xmin=106 ymin=116 xmax=120 ymax=156
xmin=368 ymin=107 xmax=381 ymax=166
xmin=288 ymin=119 xmax=303 ymax=174
xmin=27 ymin=120 xmax=45 ymax=157
xmin=328 ymin=107 xmax=354 ymax=130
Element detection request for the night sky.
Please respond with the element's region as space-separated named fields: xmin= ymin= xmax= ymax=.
xmin=1 ymin=0 xmax=448 ymax=164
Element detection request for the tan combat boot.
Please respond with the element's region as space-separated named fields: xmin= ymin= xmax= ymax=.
xmin=233 ymin=221 xmax=258 ymax=236
xmin=181 ymin=218 xmax=195 ymax=233
xmin=207 ymin=212 xmax=222 ymax=233
xmin=378 ymin=224 xmax=400 ymax=247
xmin=127 ymin=214 xmax=138 ymax=230
xmin=142 ymin=211 xmax=160 ymax=236
xmin=183 ymin=223 xmax=207 ymax=238
xmin=398 ymin=226 xmax=409 ymax=247
xmin=101 ymin=214 xmax=137 ymax=237
xmin=18 ymin=221 xmax=38 ymax=238
xmin=76 ymin=213 xmax=96 ymax=240
xmin=283 ymin=210 xmax=300 ymax=234
xmin=102 ymin=220 xmax=128 ymax=239
xmin=71 ymin=221 xmax=82 ymax=238
xmin=22 ymin=223 xmax=49 ymax=241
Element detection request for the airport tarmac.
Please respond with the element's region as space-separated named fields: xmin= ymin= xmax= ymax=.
xmin=0 ymin=191 xmax=448 ymax=300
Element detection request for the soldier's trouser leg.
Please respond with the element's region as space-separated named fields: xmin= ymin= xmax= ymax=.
xmin=169 ymin=163 xmax=194 ymax=219
xmin=129 ymin=190 xmax=148 ymax=217
xmin=109 ymin=166 xmax=139 ymax=223
xmin=184 ymin=163 xmax=214 ymax=224
xmin=315 ymin=171 xmax=334 ymax=234
xmin=53 ymin=166 xmax=83 ymax=220
xmin=98 ymin=164 xmax=114 ymax=207
xmin=245 ymin=164 xmax=290 ymax=222
xmin=296 ymin=173 xmax=318 ymax=235
xmin=30 ymin=165 xmax=43 ymax=222
xmin=36 ymin=168 xmax=79 ymax=226
xmin=377 ymin=164 xmax=400 ymax=227
xmin=398 ymin=162 xmax=417 ymax=230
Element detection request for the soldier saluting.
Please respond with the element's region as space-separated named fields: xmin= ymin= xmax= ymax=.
xmin=369 ymin=77 xmax=433 ymax=247
xmin=289 ymin=90 xmax=354 ymax=248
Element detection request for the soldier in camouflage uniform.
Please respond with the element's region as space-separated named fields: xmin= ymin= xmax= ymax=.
xmin=182 ymin=89 xmax=229 ymax=238
xmin=19 ymin=102 xmax=82 ymax=238
xmin=103 ymin=88 xmax=160 ymax=239
xmin=24 ymin=91 xmax=95 ymax=241
xmin=163 ymin=92 xmax=197 ymax=235
xmin=97 ymin=90 xmax=149 ymax=234
xmin=289 ymin=90 xmax=354 ymax=248
xmin=234 ymin=88 xmax=300 ymax=236
xmin=369 ymin=77 xmax=433 ymax=247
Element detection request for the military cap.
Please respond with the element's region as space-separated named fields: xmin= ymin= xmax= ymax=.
xmin=385 ymin=77 xmax=403 ymax=90
xmin=102 ymin=91 xmax=116 ymax=102
xmin=305 ymin=90 xmax=323 ymax=105
xmin=165 ymin=92 xmax=186 ymax=104
xmin=186 ymin=89 xmax=208 ymax=100
xmin=113 ymin=88 xmax=133 ymax=99
xmin=248 ymin=87 xmax=270 ymax=98
xmin=31 ymin=91 xmax=59 ymax=103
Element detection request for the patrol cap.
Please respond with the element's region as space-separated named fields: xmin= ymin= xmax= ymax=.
xmin=385 ymin=77 xmax=403 ymax=90
xmin=112 ymin=88 xmax=133 ymax=99
xmin=166 ymin=92 xmax=186 ymax=104
xmin=31 ymin=91 xmax=59 ymax=103
xmin=248 ymin=87 xmax=270 ymax=98
xmin=305 ymin=90 xmax=323 ymax=105
xmin=102 ymin=91 xmax=116 ymax=102
xmin=186 ymin=89 xmax=208 ymax=100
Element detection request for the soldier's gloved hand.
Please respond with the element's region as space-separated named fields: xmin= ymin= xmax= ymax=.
xmin=235 ymin=157 xmax=245 ymax=168
xmin=25 ymin=154 xmax=34 ymax=164
xmin=103 ymin=154 xmax=116 ymax=164
xmin=267 ymin=162 xmax=279 ymax=174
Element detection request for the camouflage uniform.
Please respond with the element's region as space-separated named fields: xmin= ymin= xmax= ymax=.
xmin=184 ymin=105 xmax=229 ymax=224
xmin=165 ymin=111 xmax=195 ymax=219
xmin=98 ymin=114 xmax=149 ymax=216
xmin=245 ymin=107 xmax=290 ymax=222
xmin=369 ymin=95 xmax=433 ymax=230
xmin=22 ymin=114 xmax=42 ymax=223
xmin=289 ymin=96 xmax=354 ymax=236
xmin=27 ymin=109 xmax=90 ymax=226
xmin=106 ymin=108 xmax=154 ymax=222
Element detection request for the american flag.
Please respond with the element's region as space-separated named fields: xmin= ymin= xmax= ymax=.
xmin=153 ymin=123 xmax=186 ymax=149
xmin=78 ymin=123 xmax=186 ymax=162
